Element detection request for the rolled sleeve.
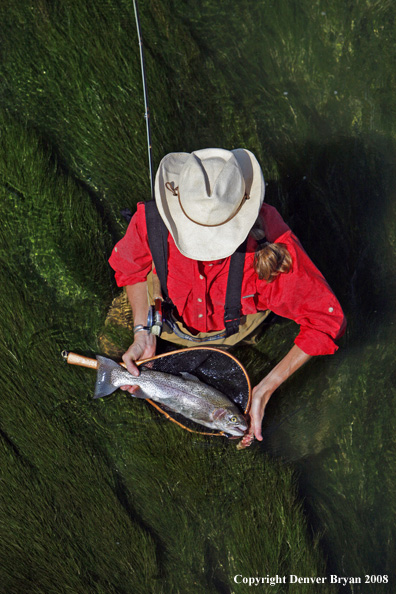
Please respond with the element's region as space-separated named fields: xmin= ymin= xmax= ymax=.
xmin=108 ymin=202 xmax=152 ymax=287
xmin=257 ymin=231 xmax=346 ymax=356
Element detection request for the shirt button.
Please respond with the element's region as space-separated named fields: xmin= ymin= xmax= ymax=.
xmin=197 ymin=298 xmax=202 ymax=303
xmin=198 ymin=313 xmax=203 ymax=318
xmin=328 ymin=307 xmax=334 ymax=313
xmin=199 ymin=274 xmax=204 ymax=280
xmin=114 ymin=247 xmax=118 ymax=252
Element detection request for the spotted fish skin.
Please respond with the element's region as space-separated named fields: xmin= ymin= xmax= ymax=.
xmin=94 ymin=355 xmax=247 ymax=436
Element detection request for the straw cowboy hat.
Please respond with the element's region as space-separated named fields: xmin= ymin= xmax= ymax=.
xmin=154 ymin=148 xmax=265 ymax=260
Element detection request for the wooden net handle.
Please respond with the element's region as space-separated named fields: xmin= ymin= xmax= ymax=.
xmin=62 ymin=351 xmax=128 ymax=370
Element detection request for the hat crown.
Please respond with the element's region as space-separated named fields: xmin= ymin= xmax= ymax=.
xmin=155 ymin=147 xmax=265 ymax=260
xmin=178 ymin=149 xmax=245 ymax=226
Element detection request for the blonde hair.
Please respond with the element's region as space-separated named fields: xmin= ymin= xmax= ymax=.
xmin=251 ymin=218 xmax=292 ymax=283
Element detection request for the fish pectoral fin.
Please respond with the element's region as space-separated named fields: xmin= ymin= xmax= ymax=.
xmin=212 ymin=408 xmax=227 ymax=421
xmin=180 ymin=371 xmax=200 ymax=382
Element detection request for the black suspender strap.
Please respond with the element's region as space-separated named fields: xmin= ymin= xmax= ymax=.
xmin=223 ymin=238 xmax=248 ymax=336
xmin=144 ymin=201 xmax=246 ymax=336
xmin=145 ymin=200 xmax=171 ymax=301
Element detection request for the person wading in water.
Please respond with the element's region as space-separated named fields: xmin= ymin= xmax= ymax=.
xmin=109 ymin=148 xmax=346 ymax=446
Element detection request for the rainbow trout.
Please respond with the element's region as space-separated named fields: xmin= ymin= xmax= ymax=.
xmin=94 ymin=355 xmax=247 ymax=436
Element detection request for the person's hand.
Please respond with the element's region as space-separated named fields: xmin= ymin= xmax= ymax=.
xmin=120 ymin=331 xmax=157 ymax=394
xmin=238 ymin=381 xmax=275 ymax=449
xmin=237 ymin=345 xmax=311 ymax=449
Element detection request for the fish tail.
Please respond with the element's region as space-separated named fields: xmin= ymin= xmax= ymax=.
xmin=94 ymin=355 xmax=123 ymax=399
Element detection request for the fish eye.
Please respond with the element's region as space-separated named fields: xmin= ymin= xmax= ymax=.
xmin=230 ymin=416 xmax=238 ymax=423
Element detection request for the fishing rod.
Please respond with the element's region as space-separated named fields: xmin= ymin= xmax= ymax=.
xmin=132 ymin=0 xmax=166 ymax=334
xmin=132 ymin=0 xmax=155 ymax=201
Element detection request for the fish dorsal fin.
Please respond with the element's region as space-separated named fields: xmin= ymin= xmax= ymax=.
xmin=180 ymin=371 xmax=200 ymax=382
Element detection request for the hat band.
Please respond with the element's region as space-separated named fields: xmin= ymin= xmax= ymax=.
xmin=165 ymin=182 xmax=250 ymax=228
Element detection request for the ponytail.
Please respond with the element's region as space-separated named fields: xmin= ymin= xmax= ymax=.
xmin=251 ymin=217 xmax=292 ymax=282
xmin=254 ymin=242 xmax=292 ymax=282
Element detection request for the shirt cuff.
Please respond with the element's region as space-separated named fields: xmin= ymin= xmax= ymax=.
xmin=295 ymin=327 xmax=339 ymax=356
xmin=113 ymin=271 xmax=149 ymax=287
xmin=109 ymin=254 xmax=150 ymax=287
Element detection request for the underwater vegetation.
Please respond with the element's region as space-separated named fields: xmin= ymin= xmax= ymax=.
xmin=1 ymin=0 xmax=395 ymax=592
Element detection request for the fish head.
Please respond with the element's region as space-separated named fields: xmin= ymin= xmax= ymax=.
xmin=212 ymin=407 xmax=248 ymax=437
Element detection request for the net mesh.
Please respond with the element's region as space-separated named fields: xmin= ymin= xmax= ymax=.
xmin=138 ymin=347 xmax=250 ymax=436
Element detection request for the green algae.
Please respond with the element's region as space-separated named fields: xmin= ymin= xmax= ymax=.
xmin=0 ymin=105 xmax=330 ymax=594
xmin=1 ymin=1 xmax=396 ymax=592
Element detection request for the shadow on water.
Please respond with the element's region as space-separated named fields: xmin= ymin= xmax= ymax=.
xmin=250 ymin=133 xmax=396 ymax=588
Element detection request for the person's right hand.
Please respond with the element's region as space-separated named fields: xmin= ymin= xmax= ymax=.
xmin=120 ymin=331 xmax=157 ymax=394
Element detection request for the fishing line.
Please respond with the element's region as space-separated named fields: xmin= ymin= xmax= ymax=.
xmin=132 ymin=0 xmax=154 ymax=201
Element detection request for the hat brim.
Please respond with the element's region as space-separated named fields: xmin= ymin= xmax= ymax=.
xmin=154 ymin=148 xmax=265 ymax=261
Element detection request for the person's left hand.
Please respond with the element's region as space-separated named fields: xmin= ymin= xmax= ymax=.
xmin=238 ymin=380 xmax=275 ymax=449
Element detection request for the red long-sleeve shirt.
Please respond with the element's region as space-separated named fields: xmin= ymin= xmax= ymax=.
xmin=109 ymin=202 xmax=346 ymax=356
